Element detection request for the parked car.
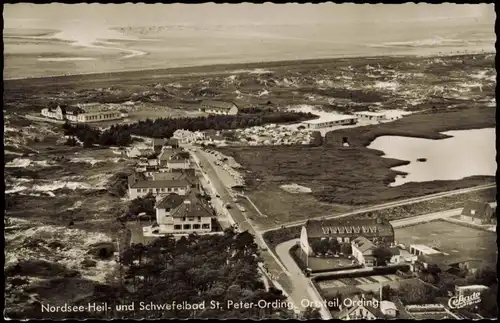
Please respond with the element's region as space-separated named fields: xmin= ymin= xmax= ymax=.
xmin=225 ymin=203 xmax=232 ymax=209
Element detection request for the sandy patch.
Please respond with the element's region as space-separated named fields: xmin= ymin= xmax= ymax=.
xmin=280 ymin=183 xmax=312 ymax=194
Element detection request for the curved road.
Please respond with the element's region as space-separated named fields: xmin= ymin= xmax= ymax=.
xmin=276 ymin=239 xmax=332 ymax=319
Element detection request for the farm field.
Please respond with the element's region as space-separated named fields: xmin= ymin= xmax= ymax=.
xmin=394 ymin=220 xmax=497 ymax=265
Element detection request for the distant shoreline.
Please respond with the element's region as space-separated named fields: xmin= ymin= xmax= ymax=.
xmin=4 ymin=51 xmax=493 ymax=83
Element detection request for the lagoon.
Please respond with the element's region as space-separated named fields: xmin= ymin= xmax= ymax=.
xmin=367 ymin=128 xmax=496 ymax=187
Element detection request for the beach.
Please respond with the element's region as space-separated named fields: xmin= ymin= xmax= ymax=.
xmin=3 ymin=15 xmax=495 ymax=80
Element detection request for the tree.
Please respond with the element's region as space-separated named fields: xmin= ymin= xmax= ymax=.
xmin=466 ymin=266 xmax=497 ymax=287
xmin=340 ymin=242 xmax=352 ymax=255
xmin=301 ymin=306 xmax=322 ymax=319
xmin=398 ymin=281 xmax=437 ymax=305
xmin=477 ymin=284 xmax=498 ymax=318
xmin=372 ymin=247 xmax=393 ymax=266
xmin=381 ymin=285 xmax=395 ymax=300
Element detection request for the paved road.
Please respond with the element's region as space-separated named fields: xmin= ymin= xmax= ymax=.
xmin=390 ymin=208 xmax=462 ymax=228
xmin=187 ymin=145 xmax=290 ymax=275
xmin=276 ymin=239 xmax=332 ymax=319
xmin=263 ymin=183 xmax=496 ymax=233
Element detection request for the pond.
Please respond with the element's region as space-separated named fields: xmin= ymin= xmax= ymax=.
xmin=367 ymin=128 xmax=496 ymax=187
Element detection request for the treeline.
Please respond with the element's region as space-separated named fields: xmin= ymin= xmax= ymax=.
xmin=63 ymin=111 xmax=315 ymax=147
xmin=63 ymin=122 xmax=132 ymax=148
xmin=240 ymin=106 xmax=274 ymax=114
xmin=116 ymin=111 xmax=315 ymax=139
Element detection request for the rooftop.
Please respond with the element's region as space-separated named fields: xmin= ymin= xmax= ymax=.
xmin=303 ymin=114 xmax=358 ymax=125
xmin=305 ymin=218 xmax=394 ymax=239
xmin=352 ymin=236 xmax=376 ymax=253
xmin=410 ymin=244 xmax=442 ymax=255
xmin=355 ymin=111 xmax=387 ymax=116
xmin=157 ymin=190 xmax=213 ymax=218
xmin=128 ymin=173 xmax=190 ymax=189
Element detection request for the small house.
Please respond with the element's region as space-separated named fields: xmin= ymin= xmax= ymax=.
xmin=460 ymin=201 xmax=496 ymax=225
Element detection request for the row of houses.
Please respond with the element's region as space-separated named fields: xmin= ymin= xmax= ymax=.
xmin=127 ymin=139 xmax=216 ymax=236
xmin=41 ymin=103 xmax=127 ymax=123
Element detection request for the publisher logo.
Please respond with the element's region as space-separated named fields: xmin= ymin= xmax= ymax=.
xmin=448 ymin=292 xmax=481 ymax=309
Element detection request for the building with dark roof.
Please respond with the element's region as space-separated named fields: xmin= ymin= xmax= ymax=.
xmin=300 ymin=217 xmax=394 ymax=256
xmin=155 ymin=190 xmax=214 ymax=234
xmin=460 ymin=201 xmax=496 ymax=225
xmin=336 ymin=294 xmax=383 ymax=320
xmin=127 ymin=172 xmax=192 ymax=200
xmin=201 ymin=100 xmax=239 ymax=115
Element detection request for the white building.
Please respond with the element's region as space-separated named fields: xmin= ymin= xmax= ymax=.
xmin=154 ymin=191 xmax=213 ymax=234
xmin=126 ymin=147 xmax=152 ymax=158
xmin=409 ymin=244 xmax=442 ymax=256
xmin=173 ymin=129 xmax=206 ymax=144
xmin=338 ymin=295 xmax=381 ymax=320
xmin=351 ymin=236 xmax=376 ymax=267
xmin=354 ymin=111 xmax=387 ymax=121
xmin=455 ymin=285 xmax=489 ymax=298
xmin=167 ymin=152 xmax=192 ymax=170
xmin=200 ymin=100 xmax=239 ymax=115
xmin=302 ymin=115 xmax=358 ymax=129
xmin=41 ymin=103 xmax=127 ymax=123
xmin=380 ymin=301 xmax=397 ymax=318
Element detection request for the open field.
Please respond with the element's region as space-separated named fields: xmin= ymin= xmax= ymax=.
xmin=217 ymin=106 xmax=495 ymax=222
xmin=394 ymin=220 xmax=497 ymax=265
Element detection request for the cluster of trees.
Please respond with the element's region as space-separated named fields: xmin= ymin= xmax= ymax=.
xmin=62 ymin=111 xmax=314 ymax=148
xmin=240 ymin=106 xmax=275 ymax=114
xmin=120 ymin=193 xmax=156 ymax=221
xmin=372 ymin=247 xmax=393 ymax=267
xmin=113 ymin=112 xmax=315 ymax=139
xmin=82 ymin=228 xmax=303 ymax=319
xmin=107 ymin=172 xmax=132 ymax=197
xmin=398 ymin=280 xmax=439 ymax=305
xmin=62 ymin=122 xmax=132 ymax=148
xmin=309 ymin=131 xmax=323 ymax=147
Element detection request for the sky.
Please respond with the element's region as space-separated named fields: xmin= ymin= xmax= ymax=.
xmin=4 ymin=3 xmax=495 ymax=28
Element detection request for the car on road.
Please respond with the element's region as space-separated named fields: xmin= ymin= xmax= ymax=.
xmin=225 ymin=203 xmax=232 ymax=209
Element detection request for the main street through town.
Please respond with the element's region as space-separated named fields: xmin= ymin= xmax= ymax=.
xmin=186 ymin=145 xmax=333 ymax=317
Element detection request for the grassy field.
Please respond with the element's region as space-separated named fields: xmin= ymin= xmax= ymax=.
xmin=217 ymin=106 xmax=495 ymax=222
xmin=394 ymin=220 xmax=497 ymax=265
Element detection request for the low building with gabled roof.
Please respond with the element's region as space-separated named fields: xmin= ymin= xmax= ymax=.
xmin=127 ymin=172 xmax=192 ymax=200
xmin=201 ymin=100 xmax=239 ymax=115
xmin=460 ymin=200 xmax=496 ymax=225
